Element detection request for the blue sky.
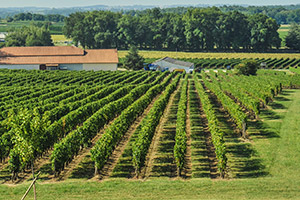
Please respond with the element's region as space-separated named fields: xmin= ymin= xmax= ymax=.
xmin=0 ymin=0 xmax=299 ymax=7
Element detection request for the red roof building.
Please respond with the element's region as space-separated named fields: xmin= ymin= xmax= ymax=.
xmin=0 ymin=46 xmax=118 ymax=71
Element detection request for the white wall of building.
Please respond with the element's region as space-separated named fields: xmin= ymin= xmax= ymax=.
xmin=59 ymin=64 xmax=83 ymax=71
xmin=0 ymin=64 xmax=39 ymax=70
xmin=0 ymin=63 xmax=118 ymax=71
xmin=83 ymin=63 xmax=117 ymax=71
xmin=154 ymin=60 xmax=192 ymax=73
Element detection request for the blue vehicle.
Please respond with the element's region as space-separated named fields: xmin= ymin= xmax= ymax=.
xmin=161 ymin=67 xmax=169 ymax=72
xmin=144 ymin=63 xmax=169 ymax=72
xmin=144 ymin=63 xmax=158 ymax=71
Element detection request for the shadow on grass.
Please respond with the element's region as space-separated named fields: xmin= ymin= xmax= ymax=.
xmin=192 ymin=171 xmax=211 ymax=178
xmin=111 ymin=164 xmax=135 ymax=178
xmin=227 ymin=143 xmax=256 ymax=158
xmin=227 ymin=143 xmax=268 ymax=178
xmin=230 ymin=158 xmax=268 ymax=178
xmin=151 ymin=164 xmax=177 ymax=178
xmin=39 ymin=163 xmax=53 ymax=181
xmin=269 ymin=102 xmax=287 ymax=109
xmin=110 ymin=149 xmax=135 ymax=178
xmin=280 ymin=90 xmax=295 ymax=95
xmin=69 ymin=155 xmax=94 ymax=179
xmin=160 ymin=128 xmax=176 ymax=141
xmin=268 ymin=90 xmax=292 ymax=109
xmin=247 ymin=120 xmax=280 ymax=139
xmin=273 ymin=96 xmax=290 ymax=102
xmin=260 ymin=109 xmax=281 ymax=120
xmin=0 ymin=167 xmax=11 ymax=182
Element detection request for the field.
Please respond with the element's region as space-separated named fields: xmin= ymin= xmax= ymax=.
xmin=119 ymin=51 xmax=300 ymax=70
xmin=1 ymin=68 xmax=300 ymax=199
xmin=118 ymin=50 xmax=300 ymax=60
xmin=289 ymin=66 xmax=300 ymax=74
xmin=278 ymin=24 xmax=291 ymax=46
xmin=51 ymin=35 xmax=72 ymax=46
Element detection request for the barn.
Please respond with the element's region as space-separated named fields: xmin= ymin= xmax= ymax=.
xmin=0 ymin=46 xmax=118 ymax=71
xmin=152 ymin=57 xmax=194 ymax=73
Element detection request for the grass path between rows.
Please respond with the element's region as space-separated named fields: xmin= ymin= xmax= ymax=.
xmin=1 ymin=89 xmax=300 ymax=199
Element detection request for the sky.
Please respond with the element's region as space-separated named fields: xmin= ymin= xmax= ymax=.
xmin=0 ymin=0 xmax=299 ymax=8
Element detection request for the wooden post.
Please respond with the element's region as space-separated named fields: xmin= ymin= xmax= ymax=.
xmin=21 ymin=171 xmax=40 ymax=200
xmin=32 ymin=163 xmax=36 ymax=200
xmin=135 ymin=168 xmax=139 ymax=179
xmin=242 ymin=122 xmax=247 ymax=139
xmin=220 ymin=169 xmax=224 ymax=179
xmin=94 ymin=166 xmax=98 ymax=176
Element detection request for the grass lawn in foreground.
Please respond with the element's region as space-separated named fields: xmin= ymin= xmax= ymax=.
xmin=1 ymin=89 xmax=300 ymax=199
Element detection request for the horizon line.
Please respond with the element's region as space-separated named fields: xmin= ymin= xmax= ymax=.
xmin=0 ymin=3 xmax=300 ymax=9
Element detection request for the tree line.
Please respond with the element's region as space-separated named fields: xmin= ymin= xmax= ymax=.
xmin=6 ymin=13 xmax=65 ymax=22
xmin=220 ymin=5 xmax=300 ymax=25
xmin=159 ymin=5 xmax=300 ymax=25
xmin=64 ymin=7 xmax=281 ymax=52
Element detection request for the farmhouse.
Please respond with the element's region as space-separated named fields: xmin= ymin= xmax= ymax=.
xmin=0 ymin=46 xmax=118 ymax=71
xmin=152 ymin=57 xmax=194 ymax=73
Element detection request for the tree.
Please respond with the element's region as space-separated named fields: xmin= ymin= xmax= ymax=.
xmin=123 ymin=46 xmax=144 ymax=70
xmin=166 ymin=14 xmax=186 ymax=50
xmin=5 ymin=25 xmax=53 ymax=47
xmin=285 ymin=23 xmax=300 ymax=50
xmin=183 ymin=7 xmax=223 ymax=51
xmin=117 ymin=14 xmax=137 ymax=49
xmin=6 ymin=17 xmax=13 ymax=22
xmin=248 ymin=14 xmax=281 ymax=51
xmin=215 ymin=11 xmax=250 ymax=50
xmin=5 ymin=30 xmax=27 ymax=47
xmin=235 ymin=60 xmax=259 ymax=75
xmin=63 ymin=12 xmax=86 ymax=47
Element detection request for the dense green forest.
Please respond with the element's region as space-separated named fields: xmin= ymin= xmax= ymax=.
xmin=64 ymin=7 xmax=281 ymax=51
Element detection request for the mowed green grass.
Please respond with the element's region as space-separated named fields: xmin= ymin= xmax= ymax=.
xmin=289 ymin=67 xmax=300 ymax=74
xmin=1 ymin=177 xmax=300 ymax=200
xmin=255 ymin=89 xmax=300 ymax=178
xmin=278 ymin=31 xmax=288 ymax=46
xmin=1 ymin=90 xmax=300 ymax=199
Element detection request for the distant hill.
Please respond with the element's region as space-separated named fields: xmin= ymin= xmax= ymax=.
xmin=1 ymin=4 xmax=300 ymax=24
xmin=0 ymin=5 xmax=183 ymax=18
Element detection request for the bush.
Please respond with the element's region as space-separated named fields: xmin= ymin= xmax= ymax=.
xmin=235 ymin=60 xmax=259 ymax=75
xmin=123 ymin=46 xmax=144 ymax=70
